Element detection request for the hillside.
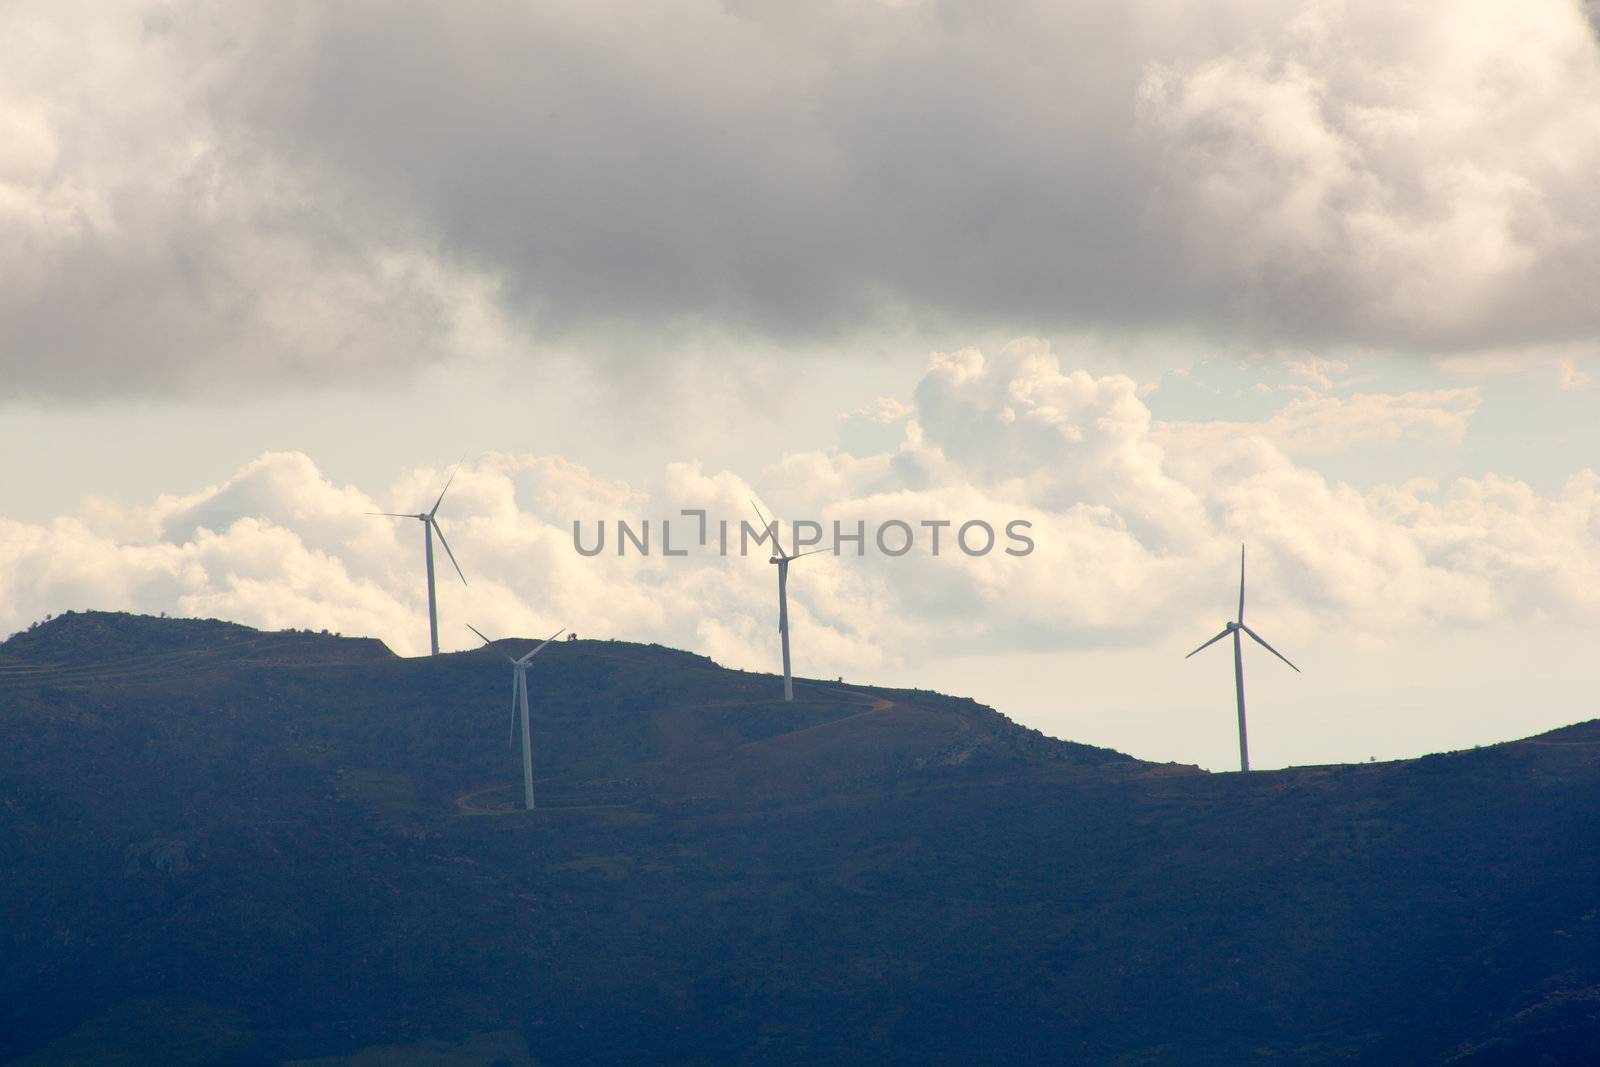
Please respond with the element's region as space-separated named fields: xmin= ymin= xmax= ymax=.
xmin=1 ymin=611 xmax=1598 ymax=1064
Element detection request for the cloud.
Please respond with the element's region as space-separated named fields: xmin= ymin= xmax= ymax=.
xmin=0 ymin=0 xmax=517 ymax=399
xmin=1135 ymin=2 xmax=1600 ymax=350
xmin=5 ymin=0 xmax=1600 ymax=398
xmin=1283 ymin=355 xmax=1349 ymax=392
xmin=1159 ymin=387 xmax=1482 ymax=456
xmin=8 ymin=341 xmax=1600 ymax=672
xmin=1557 ymin=358 xmax=1593 ymax=390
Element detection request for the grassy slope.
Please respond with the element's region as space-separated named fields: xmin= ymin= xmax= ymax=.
xmin=0 ymin=612 xmax=1597 ymax=1065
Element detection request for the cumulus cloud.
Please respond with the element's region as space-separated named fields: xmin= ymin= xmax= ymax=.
xmin=1134 ymin=1 xmax=1600 ymax=350
xmin=1159 ymin=387 xmax=1482 ymax=455
xmin=4 ymin=0 xmax=1600 ymax=397
xmin=8 ymin=341 xmax=1600 ymax=671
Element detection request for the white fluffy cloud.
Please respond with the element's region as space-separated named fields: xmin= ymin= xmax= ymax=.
xmin=1137 ymin=1 xmax=1600 ymax=348
xmin=1160 ymin=387 xmax=1482 ymax=456
xmin=7 ymin=342 xmax=1600 ymax=671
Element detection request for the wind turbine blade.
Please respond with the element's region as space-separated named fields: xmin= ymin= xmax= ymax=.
xmin=508 ymin=668 xmax=520 ymax=748
xmin=431 ymin=519 xmax=467 ymax=585
xmin=1238 ymin=543 xmax=1246 ymax=623
xmin=750 ymin=498 xmax=789 ymax=559
xmin=1184 ymin=628 xmax=1232 ymax=659
xmin=429 ymin=461 xmax=462 ymax=518
xmin=465 ymin=623 xmax=494 ymax=648
xmin=791 ymin=546 xmax=831 ymax=559
xmin=367 ymin=512 xmax=416 ymax=518
xmin=517 ymin=628 xmax=566 ymax=663
xmin=1241 ymin=624 xmax=1300 ymax=672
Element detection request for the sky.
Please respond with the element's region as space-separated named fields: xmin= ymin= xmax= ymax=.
xmin=5 ymin=0 xmax=1600 ymax=771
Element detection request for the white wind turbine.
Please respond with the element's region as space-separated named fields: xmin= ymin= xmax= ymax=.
xmin=1185 ymin=544 xmax=1300 ymax=772
xmin=751 ymin=499 xmax=828 ymax=702
xmin=468 ymin=624 xmax=565 ymax=811
xmin=370 ymin=464 xmax=467 ymax=656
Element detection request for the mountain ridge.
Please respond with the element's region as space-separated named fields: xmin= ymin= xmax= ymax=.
xmin=2 ymin=610 xmax=1598 ymax=1064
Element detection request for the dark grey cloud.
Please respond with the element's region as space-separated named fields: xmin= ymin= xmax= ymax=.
xmin=219 ymin=2 xmax=1149 ymax=339
xmin=5 ymin=0 xmax=1600 ymax=399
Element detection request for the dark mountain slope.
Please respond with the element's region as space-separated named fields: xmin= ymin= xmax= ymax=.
xmin=0 ymin=612 xmax=391 ymax=668
xmin=1 ymin=612 xmax=1597 ymax=1065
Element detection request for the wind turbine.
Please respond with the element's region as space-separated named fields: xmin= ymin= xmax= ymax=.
xmin=370 ymin=464 xmax=467 ymax=656
xmin=751 ymin=499 xmax=827 ymax=702
xmin=1185 ymin=544 xmax=1300 ymax=772
xmin=468 ymin=624 xmax=565 ymax=811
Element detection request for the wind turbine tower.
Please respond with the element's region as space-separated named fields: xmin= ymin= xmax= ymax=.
xmin=468 ymin=624 xmax=565 ymax=810
xmin=751 ymin=499 xmax=827 ymax=702
xmin=1185 ymin=544 xmax=1300 ymax=772
xmin=370 ymin=464 xmax=467 ymax=655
